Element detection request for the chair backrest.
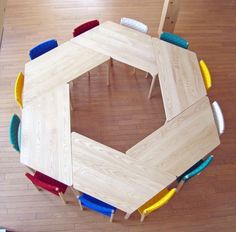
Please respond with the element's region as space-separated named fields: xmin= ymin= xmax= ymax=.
xmin=9 ymin=114 xmax=21 ymax=152
xmin=77 ymin=194 xmax=116 ymax=221
xmin=14 ymin=72 xmax=24 ymax=109
xmin=199 ymin=60 xmax=212 ymax=90
xmin=25 ymin=171 xmax=68 ymax=196
xmin=212 ymin=101 xmax=225 ymax=135
xmin=142 ymin=188 xmax=176 ymax=216
xmin=182 ymin=155 xmax=214 ymax=182
xmin=73 ymin=20 xmax=100 ymax=37
xmin=29 ymin=39 xmax=58 ymax=60
xmin=120 ymin=17 xmax=148 ymax=34
xmin=160 ymin=32 xmax=189 ymax=49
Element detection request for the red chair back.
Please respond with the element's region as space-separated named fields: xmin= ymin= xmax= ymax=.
xmin=73 ymin=20 xmax=99 ymax=37
xmin=25 ymin=172 xmax=67 ymax=196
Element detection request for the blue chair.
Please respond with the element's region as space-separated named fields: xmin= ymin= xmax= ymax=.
xmin=176 ymin=155 xmax=214 ymax=191
xmin=29 ymin=39 xmax=58 ymax=60
xmin=9 ymin=114 xmax=21 ymax=152
xmin=77 ymin=194 xmax=117 ymax=222
xmin=160 ymin=32 xmax=189 ymax=49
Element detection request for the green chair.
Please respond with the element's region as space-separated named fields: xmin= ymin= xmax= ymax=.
xmin=176 ymin=155 xmax=214 ymax=192
xmin=9 ymin=114 xmax=21 ymax=152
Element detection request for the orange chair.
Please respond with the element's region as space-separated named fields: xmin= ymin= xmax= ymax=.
xmin=137 ymin=188 xmax=176 ymax=222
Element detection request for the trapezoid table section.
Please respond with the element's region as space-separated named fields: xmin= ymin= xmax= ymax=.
xmin=152 ymin=38 xmax=206 ymax=121
xmin=20 ymin=84 xmax=72 ymax=185
xmin=72 ymin=132 xmax=176 ymax=214
xmin=126 ymin=96 xmax=220 ymax=177
xmin=23 ymin=40 xmax=110 ymax=104
xmin=71 ymin=21 xmax=158 ymax=78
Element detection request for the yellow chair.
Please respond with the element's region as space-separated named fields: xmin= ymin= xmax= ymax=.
xmin=14 ymin=72 xmax=24 ymax=109
xmin=138 ymin=188 xmax=176 ymax=222
xmin=199 ymin=60 xmax=212 ymax=90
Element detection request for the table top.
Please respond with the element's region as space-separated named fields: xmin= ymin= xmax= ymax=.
xmin=23 ymin=41 xmax=110 ymax=104
xmin=72 ymin=132 xmax=176 ymax=214
xmin=152 ymin=38 xmax=206 ymax=121
xmin=126 ymin=96 xmax=220 ymax=177
xmin=71 ymin=21 xmax=159 ymax=77
xmin=20 ymin=84 xmax=72 ymax=185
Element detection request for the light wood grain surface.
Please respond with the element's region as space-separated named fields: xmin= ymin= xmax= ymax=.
xmin=71 ymin=21 xmax=159 ymax=77
xmin=126 ymin=97 xmax=220 ymax=177
xmin=23 ymin=41 xmax=110 ymax=104
xmin=72 ymin=132 xmax=176 ymax=214
xmin=20 ymin=84 xmax=72 ymax=185
xmin=152 ymin=38 xmax=206 ymax=121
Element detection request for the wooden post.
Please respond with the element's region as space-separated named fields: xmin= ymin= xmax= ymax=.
xmin=0 ymin=0 xmax=7 ymax=47
xmin=158 ymin=0 xmax=180 ymax=37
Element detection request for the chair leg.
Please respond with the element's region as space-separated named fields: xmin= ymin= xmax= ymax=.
xmin=69 ymin=82 xmax=73 ymax=111
xmin=70 ymin=186 xmax=81 ymax=198
xmin=124 ymin=213 xmax=131 ymax=220
xmin=148 ymin=74 xmax=157 ymax=99
xmin=145 ymin=72 xmax=149 ymax=78
xmin=107 ymin=60 xmax=110 ymax=86
xmin=110 ymin=58 xmax=113 ymax=67
xmin=33 ymin=184 xmax=41 ymax=191
xmin=176 ymin=180 xmax=185 ymax=192
xmin=140 ymin=214 xmax=145 ymax=222
xmin=110 ymin=210 xmax=115 ymax=222
xmin=77 ymin=199 xmax=84 ymax=210
xmin=132 ymin=67 xmax=136 ymax=76
xmin=27 ymin=166 xmax=35 ymax=174
xmin=58 ymin=192 xmax=67 ymax=204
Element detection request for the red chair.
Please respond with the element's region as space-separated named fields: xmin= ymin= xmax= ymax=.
xmin=25 ymin=171 xmax=68 ymax=204
xmin=73 ymin=20 xmax=99 ymax=37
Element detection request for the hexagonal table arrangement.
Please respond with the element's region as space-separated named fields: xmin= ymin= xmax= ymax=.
xmin=21 ymin=21 xmax=220 ymax=215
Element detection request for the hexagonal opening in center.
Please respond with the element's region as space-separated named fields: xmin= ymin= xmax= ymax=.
xmin=71 ymin=61 xmax=165 ymax=153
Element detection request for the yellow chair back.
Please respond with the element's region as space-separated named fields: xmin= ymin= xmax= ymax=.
xmin=139 ymin=188 xmax=176 ymax=217
xmin=199 ymin=60 xmax=212 ymax=90
xmin=14 ymin=72 xmax=24 ymax=109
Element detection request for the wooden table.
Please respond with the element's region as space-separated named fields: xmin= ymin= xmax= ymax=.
xmin=23 ymin=41 xmax=110 ymax=104
xmin=21 ymin=84 xmax=72 ymax=185
xmin=72 ymin=132 xmax=176 ymax=214
xmin=20 ymin=20 xmax=220 ymax=215
xmin=126 ymin=97 xmax=220 ymax=177
xmin=152 ymin=38 xmax=206 ymax=121
xmin=71 ymin=21 xmax=159 ymax=98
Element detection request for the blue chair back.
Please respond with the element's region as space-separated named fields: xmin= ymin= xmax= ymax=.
xmin=160 ymin=32 xmax=189 ymax=49
xmin=29 ymin=39 xmax=58 ymax=60
xmin=9 ymin=114 xmax=21 ymax=152
xmin=77 ymin=194 xmax=116 ymax=218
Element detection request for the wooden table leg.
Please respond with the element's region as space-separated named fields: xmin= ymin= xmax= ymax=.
xmin=148 ymin=74 xmax=158 ymax=99
xmin=107 ymin=59 xmax=111 ymax=86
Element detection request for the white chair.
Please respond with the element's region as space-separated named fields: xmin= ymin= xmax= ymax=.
xmin=119 ymin=17 xmax=149 ymax=78
xmin=212 ymin=101 xmax=225 ymax=135
xmin=120 ymin=17 xmax=148 ymax=33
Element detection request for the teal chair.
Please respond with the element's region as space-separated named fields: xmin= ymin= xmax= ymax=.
xmin=9 ymin=114 xmax=21 ymax=152
xmin=176 ymin=155 xmax=214 ymax=191
xmin=160 ymin=32 xmax=189 ymax=49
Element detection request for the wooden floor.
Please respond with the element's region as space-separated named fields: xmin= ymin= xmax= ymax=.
xmin=0 ymin=0 xmax=236 ymax=231
xmin=71 ymin=63 xmax=165 ymax=153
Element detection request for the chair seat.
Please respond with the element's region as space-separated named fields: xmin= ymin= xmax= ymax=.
xmin=26 ymin=171 xmax=67 ymax=195
xmin=78 ymin=194 xmax=116 ymax=217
